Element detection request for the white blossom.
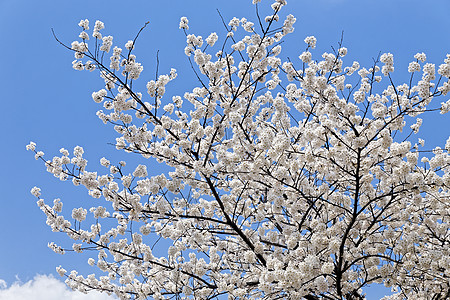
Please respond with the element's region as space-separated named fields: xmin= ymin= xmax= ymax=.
xmin=26 ymin=141 xmax=36 ymax=151
xmin=72 ymin=207 xmax=87 ymax=222
xmin=31 ymin=186 xmax=41 ymax=197
xmin=179 ymin=17 xmax=189 ymax=30
xmin=206 ymin=32 xmax=218 ymax=47
xmin=78 ymin=19 xmax=89 ymax=30
xmin=304 ymin=36 xmax=317 ymax=49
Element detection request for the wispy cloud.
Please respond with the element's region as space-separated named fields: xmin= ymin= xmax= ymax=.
xmin=0 ymin=274 xmax=115 ymax=300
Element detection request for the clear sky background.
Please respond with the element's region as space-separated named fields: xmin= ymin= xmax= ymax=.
xmin=0 ymin=0 xmax=449 ymax=299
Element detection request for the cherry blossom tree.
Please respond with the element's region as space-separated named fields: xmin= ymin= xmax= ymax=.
xmin=28 ymin=0 xmax=450 ymax=299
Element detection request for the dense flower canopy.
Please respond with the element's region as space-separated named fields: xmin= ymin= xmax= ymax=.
xmin=29 ymin=0 xmax=450 ymax=299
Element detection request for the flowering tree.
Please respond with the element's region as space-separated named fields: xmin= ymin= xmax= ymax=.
xmin=28 ymin=0 xmax=450 ymax=299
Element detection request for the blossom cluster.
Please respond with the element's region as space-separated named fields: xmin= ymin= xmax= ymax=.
xmin=29 ymin=0 xmax=450 ymax=299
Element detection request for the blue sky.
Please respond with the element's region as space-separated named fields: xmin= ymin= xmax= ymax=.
xmin=0 ymin=0 xmax=449 ymax=299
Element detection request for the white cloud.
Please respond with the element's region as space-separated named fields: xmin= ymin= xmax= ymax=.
xmin=0 ymin=274 xmax=116 ymax=300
